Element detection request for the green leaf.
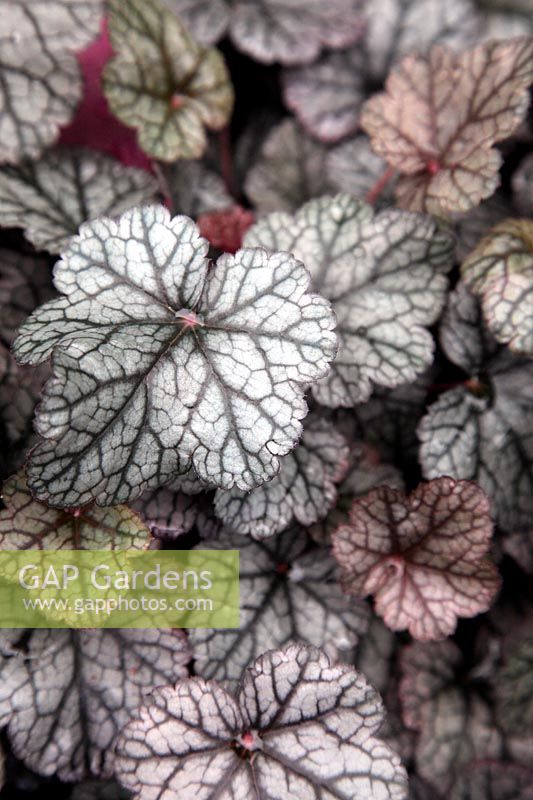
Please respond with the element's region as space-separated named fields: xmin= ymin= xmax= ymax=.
xmin=103 ymin=0 xmax=234 ymax=161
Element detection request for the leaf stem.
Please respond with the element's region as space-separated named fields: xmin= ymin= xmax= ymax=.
xmin=152 ymin=161 xmax=173 ymax=212
xmin=365 ymin=166 xmax=395 ymax=205
xmin=218 ymin=125 xmax=236 ymax=199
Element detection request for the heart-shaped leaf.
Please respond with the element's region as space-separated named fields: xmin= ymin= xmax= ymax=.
xmin=399 ymin=641 xmax=502 ymax=792
xmin=244 ymin=119 xmax=333 ymax=213
xmin=418 ymin=283 xmax=533 ymax=532
xmin=245 ymin=194 xmax=452 ymax=405
xmin=0 ymin=0 xmax=104 ymax=163
xmin=228 ymin=0 xmax=365 ymax=65
xmin=189 ymin=530 xmax=369 ymax=682
xmin=103 ymin=0 xmax=234 ymax=161
xmin=0 ymin=471 xmax=151 ymax=549
xmin=0 ymin=148 xmax=158 ymax=253
xmin=115 ymin=643 xmax=408 ymax=800
xmin=461 ymin=219 xmax=533 ymax=355
xmin=361 ymin=37 xmax=533 ymax=215
xmin=0 ymin=628 xmax=190 ymax=780
xmin=214 ymin=416 xmax=349 ymax=538
xmin=332 ymin=477 xmax=501 ymax=640
xmin=283 ymin=50 xmax=364 ymax=142
xmin=13 ymin=204 xmax=337 ymax=507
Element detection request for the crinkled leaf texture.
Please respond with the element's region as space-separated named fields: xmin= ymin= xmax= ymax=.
xmin=103 ymin=0 xmax=234 ymax=161
xmin=283 ymin=49 xmax=364 ymax=142
xmin=189 ymin=530 xmax=369 ymax=682
xmin=0 ymin=0 xmax=104 ymax=163
xmin=0 ymin=148 xmax=158 ymax=253
xmin=0 ymin=628 xmax=190 ymax=780
xmin=333 ymin=477 xmax=501 ymax=640
xmin=418 ymin=283 xmax=533 ymax=532
xmin=400 ymin=641 xmax=502 ymax=792
xmin=361 ymin=37 xmax=533 ymax=215
xmin=461 ymin=219 xmax=533 ymax=354
xmin=115 ymin=643 xmax=407 ymax=800
xmin=214 ymin=415 xmax=349 ymax=538
xmin=244 ymin=119 xmax=333 ymax=213
xmin=13 ymin=205 xmax=337 ymax=507
xmin=245 ymin=194 xmax=452 ymax=406
xmin=228 ymin=0 xmax=365 ymax=65
xmin=0 ymin=471 xmax=151 ymax=549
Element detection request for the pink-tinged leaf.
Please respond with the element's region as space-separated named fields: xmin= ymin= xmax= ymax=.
xmin=0 ymin=629 xmax=190 ymax=780
xmin=58 ymin=21 xmax=152 ymax=171
xmin=283 ymin=49 xmax=364 ymax=142
xmin=332 ymin=477 xmax=501 ymax=640
xmin=115 ymin=644 xmax=408 ymax=800
xmin=451 ymin=762 xmax=533 ymax=800
xmin=399 ymin=641 xmax=502 ymax=791
xmin=197 ymin=206 xmax=255 ymax=254
xmin=361 ymin=37 xmax=533 ymax=215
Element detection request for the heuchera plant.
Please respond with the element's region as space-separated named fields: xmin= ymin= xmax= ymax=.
xmin=0 ymin=0 xmax=532 ymax=798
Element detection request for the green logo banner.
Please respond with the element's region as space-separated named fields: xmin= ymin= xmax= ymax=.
xmin=0 ymin=550 xmax=239 ymax=628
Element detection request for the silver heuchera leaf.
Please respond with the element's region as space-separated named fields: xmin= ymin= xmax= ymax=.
xmin=0 ymin=628 xmax=190 ymax=780
xmin=283 ymin=50 xmax=365 ymax=142
xmin=327 ymin=136 xmax=392 ymax=205
xmin=419 ymin=285 xmax=533 ymax=532
xmin=115 ymin=643 xmax=408 ymax=800
xmin=228 ymin=0 xmax=365 ymax=65
xmin=214 ymin=416 xmax=349 ymax=538
xmin=333 ymin=477 xmax=501 ymax=640
xmin=400 ymin=641 xmax=502 ymax=793
xmin=189 ymin=530 xmax=369 ymax=682
xmin=461 ymin=219 xmax=533 ymax=355
xmin=0 ymin=471 xmax=152 ymax=549
xmin=103 ymin=0 xmax=234 ymax=161
xmin=0 ymin=149 xmax=158 ymax=253
xmin=167 ymin=0 xmax=230 ymax=46
xmin=0 ymin=0 xmax=104 ymax=163
xmin=245 ymin=194 xmax=452 ymax=406
xmin=13 ymin=205 xmax=337 ymax=507
xmin=363 ymin=0 xmax=480 ymax=83
xmin=165 ymin=160 xmax=232 ymax=218
xmin=244 ymin=119 xmax=333 ymax=213
xmin=133 ymin=471 xmax=210 ymax=539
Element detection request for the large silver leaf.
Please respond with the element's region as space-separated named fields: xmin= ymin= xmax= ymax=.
xmin=13 ymin=205 xmax=337 ymax=507
xmin=189 ymin=530 xmax=369 ymax=682
xmin=0 ymin=0 xmax=104 ymax=163
xmin=244 ymin=119 xmax=333 ymax=213
xmin=229 ymin=0 xmax=365 ymax=65
xmin=115 ymin=643 xmax=408 ymax=799
xmin=245 ymin=194 xmax=452 ymax=405
xmin=103 ymin=0 xmax=234 ymax=161
xmin=0 ymin=149 xmax=158 ymax=253
xmin=214 ymin=416 xmax=349 ymax=538
xmin=0 ymin=628 xmax=190 ymax=780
